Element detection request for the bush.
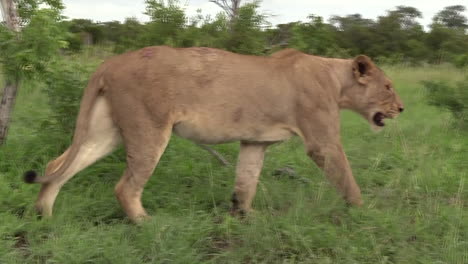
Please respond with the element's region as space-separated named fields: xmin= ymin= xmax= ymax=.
xmin=454 ymin=53 xmax=468 ymax=68
xmin=0 ymin=8 xmax=65 ymax=80
xmin=65 ymin=32 xmax=84 ymax=52
xmin=42 ymin=59 xmax=97 ymax=135
xmin=423 ymin=77 xmax=468 ymax=130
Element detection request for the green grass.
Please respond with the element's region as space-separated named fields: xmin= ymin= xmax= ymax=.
xmin=0 ymin=64 xmax=467 ymax=263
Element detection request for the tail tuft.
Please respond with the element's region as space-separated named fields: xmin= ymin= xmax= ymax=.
xmin=24 ymin=170 xmax=38 ymax=184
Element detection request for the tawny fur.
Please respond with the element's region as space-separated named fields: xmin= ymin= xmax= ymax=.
xmin=28 ymin=46 xmax=404 ymax=222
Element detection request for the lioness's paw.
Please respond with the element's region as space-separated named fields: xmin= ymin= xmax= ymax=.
xmin=345 ymin=197 xmax=363 ymax=207
xmin=131 ymin=214 xmax=152 ymax=224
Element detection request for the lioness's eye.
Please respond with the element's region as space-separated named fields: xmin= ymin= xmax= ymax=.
xmin=385 ymin=85 xmax=391 ymax=90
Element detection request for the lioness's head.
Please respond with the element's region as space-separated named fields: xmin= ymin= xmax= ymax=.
xmin=342 ymin=55 xmax=404 ymax=130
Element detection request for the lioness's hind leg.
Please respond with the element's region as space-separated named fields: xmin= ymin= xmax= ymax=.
xmin=35 ymin=97 xmax=120 ymax=217
xmin=115 ymin=124 xmax=172 ymax=223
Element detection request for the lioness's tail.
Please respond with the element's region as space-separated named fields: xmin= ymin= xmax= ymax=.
xmin=24 ymin=72 xmax=119 ymax=184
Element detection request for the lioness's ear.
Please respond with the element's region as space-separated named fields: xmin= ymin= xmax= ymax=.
xmin=352 ymin=55 xmax=375 ymax=84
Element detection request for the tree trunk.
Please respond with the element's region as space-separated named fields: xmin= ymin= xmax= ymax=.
xmin=0 ymin=80 xmax=18 ymax=144
xmin=0 ymin=0 xmax=20 ymax=145
xmin=0 ymin=0 xmax=20 ymax=32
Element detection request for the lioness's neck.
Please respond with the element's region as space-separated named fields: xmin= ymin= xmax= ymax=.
xmin=326 ymin=58 xmax=355 ymax=109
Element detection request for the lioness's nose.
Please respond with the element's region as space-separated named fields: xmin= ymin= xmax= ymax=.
xmin=399 ymin=107 xmax=404 ymax=113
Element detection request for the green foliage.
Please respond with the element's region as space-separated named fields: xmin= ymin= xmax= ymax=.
xmin=44 ymin=3 xmax=467 ymax=65
xmin=42 ymin=59 xmax=96 ymax=135
xmin=16 ymin=0 xmax=64 ymax=24
xmin=224 ymin=2 xmax=268 ymax=55
xmin=195 ymin=13 xmax=230 ymax=48
xmin=143 ymin=0 xmax=187 ymax=47
xmin=432 ymin=5 xmax=467 ymax=30
xmin=100 ymin=21 xmax=125 ymax=43
xmin=289 ymin=15 xmax=340 ymax=56
xmin=330 ymin=14 xmax=376 ymax=57
xmin=112 ymin=18 xmax=146 ymax=53
xmin=63 ymin=32 xmax=84 ymax=52
xmin=67 ymin=19 xmax=104 ymax=44
xmin=0 ymin=8 xmax=66 ymax=80
xmin=372 ymin=6 xmax=427 ymax=63
xmin=423 ymin=78 xmax=468 ymax=130
xmin=105 ymin=0 xmax=267 ymax=55
xmin=404 ymin=39 xmax=430 ymax=63
xmin=454 ymin=53 xmax=468 ymax=68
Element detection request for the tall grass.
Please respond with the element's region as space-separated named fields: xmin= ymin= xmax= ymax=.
xmin=0 ymin=63 xmax=467 ymax=263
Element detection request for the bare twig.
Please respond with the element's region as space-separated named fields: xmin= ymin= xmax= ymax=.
xmin=198 ymin=144 xmax=231 ymax=166
xmin=209 ymin=0 xmax=241 ymax=21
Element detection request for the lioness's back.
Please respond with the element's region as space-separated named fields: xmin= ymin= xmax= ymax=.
xmin=98 ymin=46 xmax=297 ymax=108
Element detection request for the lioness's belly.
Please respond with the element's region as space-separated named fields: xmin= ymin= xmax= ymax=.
xmin=172 ymin=119 xmax=294 ymax=144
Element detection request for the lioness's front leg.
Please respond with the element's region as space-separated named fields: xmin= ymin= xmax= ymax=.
xmin=306 ymin=142 xmax=362 ymax=206
xmin=300 ymin=117 xmax=362 ymax=206
xmin=231 ymin=142 xmax=268 ymax=215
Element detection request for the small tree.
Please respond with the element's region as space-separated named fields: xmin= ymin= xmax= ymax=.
xmin=223 ymin=2 xmax=268 ymax=54
xmin=427 ymin=6 xmax=468 ymax=64
xmin=424 ymin=78 xmax=468 ymax=131
xmin=143 ymin=0 xmax=186 ymax=47
xmin=432 ymin=5 xmax=467 ymax=31
xmin=373 ymin=6 xmax=426 ymax=62
xmin=209 ymin=0 xmax=241 ymax=27
xmin=329 ymin=14 xmax=375 ymax=56
xmin=289 ymin=15 xmax=338 ymax=56
xmin=0 ymin=0 xmax=20 ymax=145
xmin=0 ymin=0 xmax=65 ymax=145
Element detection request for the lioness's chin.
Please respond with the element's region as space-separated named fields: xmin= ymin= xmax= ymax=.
xmin=368 ymin=111 xmax=401 ymax=131
xmin=367 ymin=111 xmax=386 ymax=132
xmin=370 ymin=123 xmax=384 ymax=132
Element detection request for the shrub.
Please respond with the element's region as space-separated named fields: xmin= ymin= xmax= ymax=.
xmin=454 ymin=53 xmax=468 ymax=69
xmin=0 ymin=8 xmax=65 ymax=80
xmin=43 ymin=59 xmax=97 ymax=135
xmin=423 ymin=77 xmax=468 ymax=130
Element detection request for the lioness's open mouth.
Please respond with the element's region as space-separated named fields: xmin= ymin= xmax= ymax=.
xmin=372 ymin=112 xmax=386 ymax=127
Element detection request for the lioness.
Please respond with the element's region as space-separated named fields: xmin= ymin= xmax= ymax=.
xmin=24 ymin=46 xmax=404 ymax=222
